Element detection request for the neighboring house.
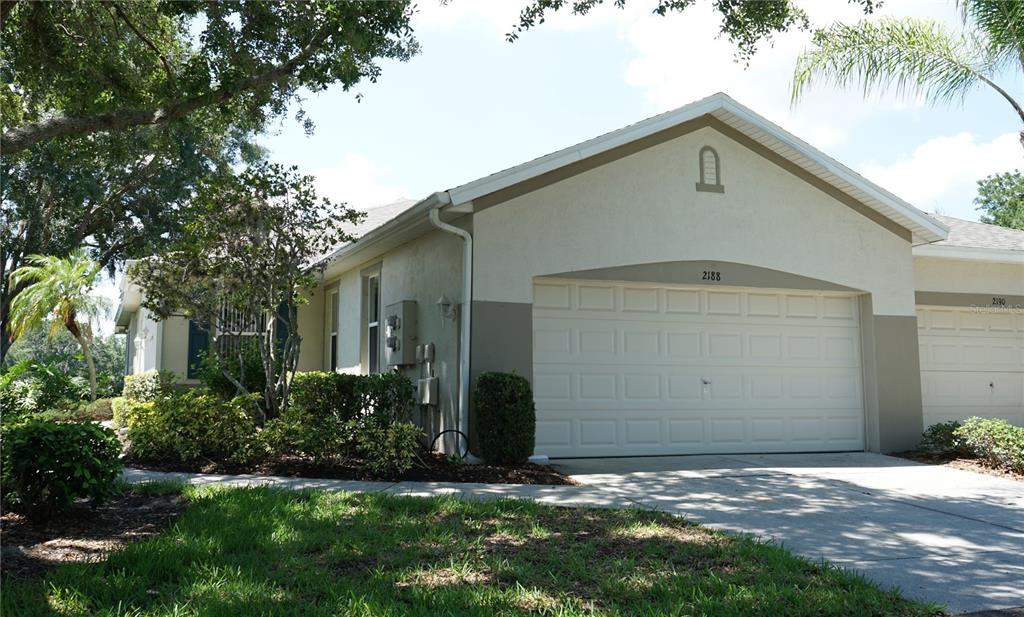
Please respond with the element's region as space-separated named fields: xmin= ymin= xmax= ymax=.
xmin=115 ymin=92 xmax=1024 ymax=457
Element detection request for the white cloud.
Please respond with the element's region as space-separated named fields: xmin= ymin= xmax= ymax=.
xmin=311 ymin=153 xmax=412 ymax=211
xmin=619 ymin=0 xmax=959 ymax=149
xmin=860 ymin=132 xmax=1020 ymax=219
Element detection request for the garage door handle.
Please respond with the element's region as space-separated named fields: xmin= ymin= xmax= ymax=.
xmin=701 ymin=378 xmax=712 ymax=385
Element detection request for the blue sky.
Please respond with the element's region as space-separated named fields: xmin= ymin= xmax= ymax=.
xmin=96 ymin=0 xmax=1021 ymax=332
xmin=257 ymin=0 xmax=1020 ymax=219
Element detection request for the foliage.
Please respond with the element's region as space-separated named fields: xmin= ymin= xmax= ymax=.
xmin=975 ymin=170 xmax=1024 ymax=230
xmin=287 ymin=371 xmax=366 ymax=422
xmin=32 ymin=398 xmax=117 ymax=425
xmin=353 ymin=421 xmax=422 ymax=475
xmin=0 ymin=358 xmax=87 ymax=419
xmin=0 ymin=419 xmax=122 ymax=522
xmin=4 ymin=328 xmax=126 ymax=398
xmin=122 ymin=369 xmax=177 ymax=402
xmin=510 ymin=0 xmax=877 ymax=62
xmin=1 ymin=0 xmax=417 ymax=365
xmin=919 ymin=421 xmax=969 ymax=456
xmin=122 ymin=389 xmax=262 ymax=465
xmin=129 ymin=162 xmax=362 ymax=423
xmin=0 ymin=489 xmax=941 ymax=616
xmin=7 ymin=250 xmax=108 ymax=400
xmin=262 ymin=371 xmax=417 ymax=466
xmin=0 ymin=123 xmax=249 ymax=367
xmin=792 ymin=2 xmax=1024 ymax=145
xmin=474 ymin=372 xmax=536 ymax=465
xmin=1 ymin=1 xmax=419 ymax=154
xmin=197 ymin=340 xmax=268 ymax=400
xmin=955 ymin=417 xmax=1024 ymax=474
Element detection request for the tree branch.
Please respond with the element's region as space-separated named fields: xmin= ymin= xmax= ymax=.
xmin=1 ymin=25 xmax=331 ymax=156
xmin=110 ymin=2 xmax=174 ymax=81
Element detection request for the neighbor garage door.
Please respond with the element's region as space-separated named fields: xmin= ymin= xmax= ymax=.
xmin=917 ymin=306 xmax=1024 ymax=428
xmin=532 ymin=280 xmax=865 ymax=457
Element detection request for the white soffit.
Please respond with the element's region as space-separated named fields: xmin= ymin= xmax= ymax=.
xmin=446 ymin=92 xmax=948 ymax=245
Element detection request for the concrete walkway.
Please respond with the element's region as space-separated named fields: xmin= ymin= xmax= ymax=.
xmin=124 ymin=453 xmax=1024 ymax=615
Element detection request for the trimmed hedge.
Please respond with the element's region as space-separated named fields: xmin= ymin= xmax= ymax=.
xmin=474 ymin=372 xmax=535 ymax=465
xmin=1 ymin=419 xmax=122 ymax=522
xmin=262 ymin=371 xmax=419 ymax=472
xmin=122 ymin=370 xmax=177 ymax=401
xmin=955 ymin=417 xmax=1024 ymax=474
xmin=122 ymin=389 xmax=262 ymax=465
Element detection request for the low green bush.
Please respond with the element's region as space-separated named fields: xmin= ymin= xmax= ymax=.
xmin=919 ymin=421 xmax=969 ymax=456
xmin=474 ymin=372 xmax=536 ymax=465
xmin=1 ymin=419 xmax=122 ymax=522
xmin=261 ymin=405 xmax=347 ymax=463
xmin=122 ymin=370 xmax=177 ymax=401
xmin=125 ymin=389 xmax=263 ymax=465
xmin=288 ymin=371 xmax=364 ymax=421
xmin=955 ymin=417 xmax=1024 ymax=474
xmin=263 ymin=372 xmax=419 ymax=469
xmin=354 ymin=421 xmax=422 ymax=475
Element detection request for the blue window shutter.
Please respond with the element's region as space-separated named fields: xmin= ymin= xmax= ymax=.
xmin=187 ymin=320 xmax=209 ymax=379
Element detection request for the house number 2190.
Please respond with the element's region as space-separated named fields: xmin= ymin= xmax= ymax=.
xmin=702 ymin=270 xmax=722 ymax=282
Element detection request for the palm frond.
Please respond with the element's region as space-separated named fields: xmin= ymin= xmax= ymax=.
xmin=8 ymin=248 xmax=104 ymax=340
xmin=960 ymin=0 xmax=1024 ymax=71
xmin=792 ymin=17 xmax=996 ymax=107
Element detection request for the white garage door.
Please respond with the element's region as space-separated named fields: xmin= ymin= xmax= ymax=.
xmin=918 ymin=306 xmax=1024 ymax=428
xmin=533 ymin=280 xmax=865 ymax=457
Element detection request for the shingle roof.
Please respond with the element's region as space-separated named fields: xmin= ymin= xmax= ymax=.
xmin=930 ymin=215 xmax=1024 ymax=252
xmin=341 ymin=198 xmax=418 ymax=237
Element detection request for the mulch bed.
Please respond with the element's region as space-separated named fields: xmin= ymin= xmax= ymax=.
xmin=123 ymin=451 xmax=577 ymax=486
xmin=894 ymin=451 xmax=1023 ymax=481
xmin=1 ymin=492 xmax=189 ymax=580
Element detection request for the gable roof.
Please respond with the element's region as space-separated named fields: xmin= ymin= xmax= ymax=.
xmin=323 ymin=93 xmax=949 ymax=272
xmin=444 ymin=93 xmax=946 ymax=244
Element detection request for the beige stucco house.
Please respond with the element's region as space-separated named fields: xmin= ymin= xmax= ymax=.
xmin=115 ymin=93 xmax=1024 ymax=458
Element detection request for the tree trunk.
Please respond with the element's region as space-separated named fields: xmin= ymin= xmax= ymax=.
xmin=72 ymin=331 xmax=98 ymax=402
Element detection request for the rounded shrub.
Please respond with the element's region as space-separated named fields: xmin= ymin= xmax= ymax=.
xmin=955 ymin=417 xmax=1024 ymax=474
xmin=474 ymin=372 xmax=536 ymax=465
xmin=122 ymin=369 xmax=177 ymax=401
xmin=1 ymin=419 xmax=123 ymax=522
xmin=125 ymin=389 xmax=262 ymax=465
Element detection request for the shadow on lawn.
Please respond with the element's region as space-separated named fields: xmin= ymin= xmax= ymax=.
xmin=1 ymin=486 xmax=937 ymax=617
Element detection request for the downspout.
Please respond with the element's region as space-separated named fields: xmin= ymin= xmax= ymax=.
xmin=427 ymin=193 xmax=480 ymax=462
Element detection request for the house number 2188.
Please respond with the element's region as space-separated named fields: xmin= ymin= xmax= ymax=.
xmin=702 ymin=270 xmax=722 ymax=282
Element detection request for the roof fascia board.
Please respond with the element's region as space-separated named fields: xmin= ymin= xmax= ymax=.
xmin=913 ymin=243 xmax=1024 ymax=264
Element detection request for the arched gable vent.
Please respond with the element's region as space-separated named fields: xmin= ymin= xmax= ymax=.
xmin=696 ymin=146 xmax=724 ymax=193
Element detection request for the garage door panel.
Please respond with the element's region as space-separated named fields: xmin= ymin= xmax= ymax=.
xmin=918 ymin=306 xmax=1024 ymax=428
xmin=534 ymin=280 xmax=865 ymax=456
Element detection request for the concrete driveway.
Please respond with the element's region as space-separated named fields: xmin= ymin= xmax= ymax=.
xmin=555 ymin=453 xmax=1024 ymax=615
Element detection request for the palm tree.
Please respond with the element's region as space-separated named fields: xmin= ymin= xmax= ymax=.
xmin=8 ymin=250 xmax=109 ymax=401
xmin=792 ymin=0 xmax=1024 ymax=147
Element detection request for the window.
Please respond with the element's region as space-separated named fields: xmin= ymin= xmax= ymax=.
xmin=186 ymin=320 xmax=209 ymax=379
xmin=696 ymin=146 xmax=724 ymax=193
xmin=366 ymin=274 xmax=381 ymax=374
xmin=216 ymin=305 xmax=263 ymax=355
xmin=329 ymin=290 xmax=339 ymax=371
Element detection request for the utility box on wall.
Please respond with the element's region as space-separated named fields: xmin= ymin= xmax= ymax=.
xmin=384 ymin=301 xmax=417 ymax=367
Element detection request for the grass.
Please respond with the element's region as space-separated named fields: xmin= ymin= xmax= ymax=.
xmin=2 ymin=486 xmax=942 ymax=617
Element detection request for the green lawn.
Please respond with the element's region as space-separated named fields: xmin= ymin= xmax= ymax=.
xmin=3 ymin=486 xmax=941 ymax=617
